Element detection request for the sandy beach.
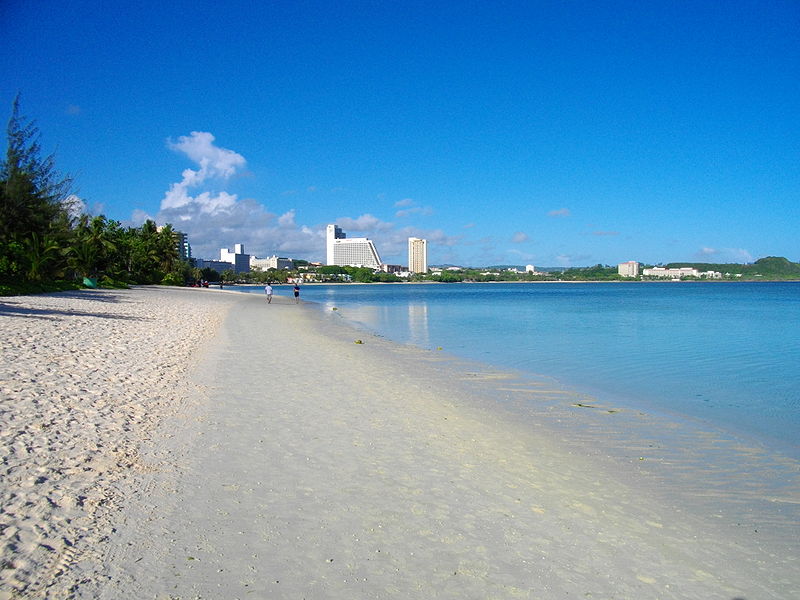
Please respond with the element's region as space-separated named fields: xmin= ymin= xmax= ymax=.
xmin=1 ymin=287 xmax=798 ymax=599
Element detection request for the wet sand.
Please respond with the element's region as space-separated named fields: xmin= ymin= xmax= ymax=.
xmin=1 ymin=287 xmax=797 ymax=598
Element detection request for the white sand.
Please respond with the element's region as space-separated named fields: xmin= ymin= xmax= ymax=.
xmin=1 ymin=287 xmax=798 ymax=599
xmin=0 ymin=287 xmax=233 ymax=598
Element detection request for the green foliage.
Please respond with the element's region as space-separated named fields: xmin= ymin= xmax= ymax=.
xmin=200 ymin=267 xmax=221 ymax=281
xmin=434 ymin=270 xmax=463 ymax=282
xmin=160 ymin=272 xmax=184 ymax=286
xmin=749 ymin=257 xmax=800 ymax=278
xmin=0 ymin=96 xmax=74 ymax=282
xmin=317 ymin=265 xmax=348 ymax=275
xmin=560 ymin=264 xmax=621 ymax=281
xmin=23 ymin=232 xmax=61 ymax=281
xmin=0 ymin=99 xmax=183 ymax=293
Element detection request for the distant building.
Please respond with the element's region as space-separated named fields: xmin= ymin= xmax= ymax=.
xmin=250 ymin=255 xmax=294 ymax=270
xmin=618 ymin=261 xmax=640 ymax=277
xmin=408 ymin=237 xmax=428 ymax=274
xmin=195 ymin=259 xmax=234 ymax=273
xmin=220 ymin=243 xmax=251 ymax=273
xmin=326 ymin=224 xmax=382 ymax=269
xmin=380 ymin=264 xmax=406 ymax=274
xmin=642 ymin=267 xmax=722 ymax=279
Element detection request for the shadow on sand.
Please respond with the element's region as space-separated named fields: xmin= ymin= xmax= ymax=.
xmin=0 ymin=289 xmax=146 ymax=321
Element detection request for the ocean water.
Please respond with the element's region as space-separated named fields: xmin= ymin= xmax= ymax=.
xmin=235 ymin=282 xmax=800 ymax=457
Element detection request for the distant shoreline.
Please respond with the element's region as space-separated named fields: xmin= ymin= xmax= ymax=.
xmin=227 ymin=278 xmax=800 ymax=286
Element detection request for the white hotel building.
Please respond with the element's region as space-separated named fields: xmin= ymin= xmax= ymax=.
xmin=408 ymin=237 xmax=428 ymax=274
xmin=618 ymin=261 xmax=640 ymax=277
xmin=326 ymin=224 xmax=382 ymax=269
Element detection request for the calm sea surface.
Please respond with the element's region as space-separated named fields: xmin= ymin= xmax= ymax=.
xmin=233 ymin=282 xmax=800 ymax=457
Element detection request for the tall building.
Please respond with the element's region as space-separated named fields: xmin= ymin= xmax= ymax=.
xmin=618 ymin=261 xmax=640 ymax=277
xmin=408 ymin=237 xmax=428 ymax=274
xmin=220 ymin=243 xmax=251 ymax=273
xmin=326 ymin=224 xmax=382 ymax=269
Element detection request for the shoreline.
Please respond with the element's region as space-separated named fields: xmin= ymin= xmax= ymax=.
xmin=226 ymin=279 xmax=800 ymax=286
xmin=1 ymin=287 xmax=798 ymax=598
xmin=111 ymin=290 xmax=799 ymax=598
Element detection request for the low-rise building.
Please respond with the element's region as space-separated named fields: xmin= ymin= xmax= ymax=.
xmin=642 ymin=267 xmax=722 ymax=279
xmin=250 ymin=255 xmax=294 ymax=271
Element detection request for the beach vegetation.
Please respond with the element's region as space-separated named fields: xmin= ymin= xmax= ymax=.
xmin=0 ymin=99 xmax=186 ymax=294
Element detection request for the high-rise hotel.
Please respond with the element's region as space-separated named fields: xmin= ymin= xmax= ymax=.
xmin=326 ymin=224 xmax=382 ymax=269
xmin=408 ymin=237 xmax=428 ymax=274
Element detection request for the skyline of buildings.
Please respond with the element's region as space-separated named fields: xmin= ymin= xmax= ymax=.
xmin=192 ymin=226 xmax=429 ymax=275
xmin=186 ymin=230 xmax=737 ymax=279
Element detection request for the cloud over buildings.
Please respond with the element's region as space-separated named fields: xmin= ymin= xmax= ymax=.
xmin=151 ymin=131 xmax=458 ymax=263
xmin=154 ymin=132 xmax=323 ymax=259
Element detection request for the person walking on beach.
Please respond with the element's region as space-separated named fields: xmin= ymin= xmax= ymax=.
xmin=264 ymin=283 xmax=273 ymax=304
xmin=293 ymin=283 xmax=300 ymax=303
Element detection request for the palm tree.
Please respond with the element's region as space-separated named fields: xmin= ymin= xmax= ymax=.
xmin=23 ymin=232 xmax=61 ymax=281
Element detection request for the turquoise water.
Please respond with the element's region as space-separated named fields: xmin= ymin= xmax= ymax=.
xmin=235 ymin=282 xmax=800 ymax=457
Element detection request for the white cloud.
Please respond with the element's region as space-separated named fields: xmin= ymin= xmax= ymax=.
xmin=393 ymin=197 xmax=434 ymax=218
xmin=158 ymin=197 xmax=323 ymax=259
xmin=694 ymin=247 xmax=753 ymax=263
xmin=336 ymin=213 xmax=392 ymax=232
xmin=167 ymin=131 xmax=245 ymax=179
xmin=508 ymin=248 xmax=535 ymax=261
xmin=548 ymin=208 xmax=571 ymax=217
xmin=162 ymin=131 xmax=246 ymax=214
xmin=278 ymin=209 xmax=296 ymax=228
xmin=396 ymin=206 xmax=434 ymax=218
xmin=729 ymin=248 xmax=753 ymax=263
xmin=511 ymin=231 xmax=529 ymax=243
xmin=554 ymin=253 xmax=592 ymax=266
xmin=130 ymin=208 xmax=154 ymax=225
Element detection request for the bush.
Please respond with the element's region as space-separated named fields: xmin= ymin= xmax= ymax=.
xmin=160 ymin=272 xmax=184 ymax=286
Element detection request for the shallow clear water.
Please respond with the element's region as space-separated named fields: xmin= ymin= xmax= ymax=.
xmin=234 ymin=282 xmax=800 ymax=457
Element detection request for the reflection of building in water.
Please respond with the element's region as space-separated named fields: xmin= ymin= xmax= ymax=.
xmin=407 ymin=303 xmax=430 ymax=348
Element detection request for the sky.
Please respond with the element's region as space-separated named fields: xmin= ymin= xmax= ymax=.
xmin=1 ymin=0 xmax=798 ymax=267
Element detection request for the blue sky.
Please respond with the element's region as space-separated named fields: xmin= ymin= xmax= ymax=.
xmin=1 ymin=0 xmax=798 ymax=267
